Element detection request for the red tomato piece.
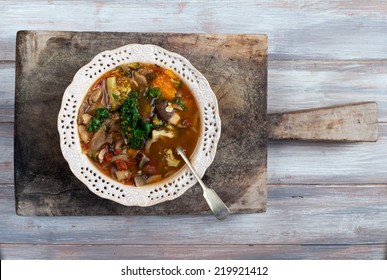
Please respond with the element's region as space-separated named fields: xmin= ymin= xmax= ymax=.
xmin=126 ymin=157 xmax=137 ymax=167
xmin=104 ymin=152 xmax=113 ymax=162
xmin=115 ymin=159 xmax=129 ymax=170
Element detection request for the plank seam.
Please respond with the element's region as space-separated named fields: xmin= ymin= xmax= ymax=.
xmin=1 ymin=243 xmax=385 ymax=246
xmin=2 ymin=183 xmax=387 ymax=187
xmin=4 ymin=59 xmax=387 ymax=65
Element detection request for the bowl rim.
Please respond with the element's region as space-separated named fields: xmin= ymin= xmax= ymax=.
xmin=57 ymin=43 xmax=221 ymax=207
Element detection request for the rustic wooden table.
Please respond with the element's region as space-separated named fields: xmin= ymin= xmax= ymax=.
xmin=1 ymin=0 xmax=386 ymax=259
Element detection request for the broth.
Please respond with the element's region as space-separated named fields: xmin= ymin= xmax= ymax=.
xmin=77 ymin=63 xmax=200 ymax=186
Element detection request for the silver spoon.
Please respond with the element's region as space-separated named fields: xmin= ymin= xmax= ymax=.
xmin=176 ymin=146 xmax=230 ymax=220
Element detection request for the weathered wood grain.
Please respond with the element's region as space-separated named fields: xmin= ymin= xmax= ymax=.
xmin=268 ymin=123 xmax=387 ymax=185
xmin=2 ymin=1 xmax=387 ymax=60
xmin=268 ymin=61 xmax=387 ymax=121
xmin=1 ymin=184 xmax=386 ymax=245
xmin=0 ymin=123 xmax=13 ymax=184
xmin=2 ymin=0 xmax=387 ymax=260
xmin=268 ymin=102 xmax=378 ymax=142
xmin=0 ymin=244 xmax=385 ymax=260
xmin=14 ymin=31 xmax=267 ymax=215
xmin=0 ymin=62 xmax=14 ymax=123
xmin=3 ymin=123 xmax=387 ymax=186
xmin=3 ymin=60 xmax=387 ymax=123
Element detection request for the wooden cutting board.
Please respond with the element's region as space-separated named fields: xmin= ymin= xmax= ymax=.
xmin=15 ymin=31 xmax=268 ymax=216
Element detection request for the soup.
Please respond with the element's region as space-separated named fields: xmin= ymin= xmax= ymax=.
xmin=77 ymin=63 xmax=200 ymax=186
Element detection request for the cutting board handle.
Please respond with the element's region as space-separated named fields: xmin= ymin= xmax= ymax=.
xmin=268 ymin=102 xmax=378 ymax=142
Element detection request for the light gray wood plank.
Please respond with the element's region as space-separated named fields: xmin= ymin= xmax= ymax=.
xmin=268 ymin=102 xmax=378 ymax=142
xmin=0 ymin=62 xmax=14 ymax=122
xmin=1 ymin=184 xmax=386 ymax=245
xmin=4 ymin=123 xmax=387 ymax=185
xmin=0 ymin=123 xmax=13 ymax=184
xmin=268 ymin=123 xmax=387 ymax=185
xmin=268 ymin=61 xmax=387 ymax=122
xmin=1 ymin=1 xmax=387 ymax=60
xmin=4 ymin=60 xmax=387 ymax=122
xmin=0 ymin=244 xmax=385 ymax=260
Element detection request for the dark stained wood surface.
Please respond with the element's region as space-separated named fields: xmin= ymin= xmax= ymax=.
xmin=14 ymin=31 xmax=267 ymax=216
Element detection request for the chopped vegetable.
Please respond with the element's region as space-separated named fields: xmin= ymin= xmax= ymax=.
xmin=168 ymin=113 xmax=181 ymax=125
xmin=174 ymin=97 xmax=188 ymax=110
xmin=81 ymin=113 xmax=92 ymax=125
xmin=163 ymin=149 xmax=180 ymax=167
xmin=144 ymin=161 xmax=158 ymax=175
xmin=164 ymin=69 xmax=178 ymax=79
xmin=155 ymin=100 xmax=174 ymax=120
xmin=153 ymin=73 xmax=177 ymax=100
xmin=165 ymin=102 xmax=174 ymax=113
xmin=115 ymin=170 xmax=131 ymax=182
xmin=134 ymin=175 xmax=146 ymax=186
xmin=151 ymin=115 xmax=164 ymax=127
xmin=90 ymin=88 xmax=103 ymax=102
xmin=174 ymin=80 xmax=182 ymax=88
xmin=120 ymin=91 xmax=154 ymax=149
xmin=147 ymin=87 xmax=163 ymax=99
xmin=98 ymin=148 xmax=107 ymax=163
xmin=113 ymin=66 xmax=124 ymax=73
xmin=152 ymin=129 xmax=175 ymax=140
xmin=78 ymin=125 xmax=90 ymax=143
xmin=106 ymin=76 xmax=131 ymax=111
xmin=146 ymin=72 xmax=157 ymax=81
xmin=88 ymin=119 xmax=113 ymax=155
xmin=104 ymin=152 xmax=113 ymax=162
xmin=115 ymin=159 xmax=129 ymax=170
xmin=128 ymin=62 xmax=140 ymax=69
xmin=87 ymin=108 xmax=110 ymax=132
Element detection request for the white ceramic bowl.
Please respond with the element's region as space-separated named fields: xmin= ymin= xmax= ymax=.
xmin=58 ymin=44 xmax=221 ymax=207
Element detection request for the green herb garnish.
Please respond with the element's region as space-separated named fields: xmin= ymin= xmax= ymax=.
xmin=147 ymin=87 xmax=163 ymax=99
xmin=120 ymin=91 xmax=153 ymax=148
xmin=174 ymin=97 xmax=188 ymax=110
xmin=87 ymin=107 xmax=110 ymax=132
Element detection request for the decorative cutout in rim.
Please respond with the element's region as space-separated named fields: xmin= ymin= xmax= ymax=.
xmin=58 ymin=44 xmax=221 ymax=207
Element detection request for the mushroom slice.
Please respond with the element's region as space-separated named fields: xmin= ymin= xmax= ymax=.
xmin=155 ymin=100 xmax=174 ymax=120
xmin=134 ymin=175 xmax=146 ymax=187
xmin=90 ymin=87 xmax=103 ymax=103
xmin=81 ymin=113 xmax=92 ymax=125
xmin=78 ymin=125 xmax=90 ymax=143
xmin=115 ymin=170 xmax=131 ymax=182
xmin=135 ymin=151 xmax=150 ymax=169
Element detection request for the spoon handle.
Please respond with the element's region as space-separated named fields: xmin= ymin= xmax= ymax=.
xmin=176 ymin=147 xmax=230 ymax=220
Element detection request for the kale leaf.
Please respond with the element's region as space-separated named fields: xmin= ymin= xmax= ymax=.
xmin=87 ymin=107 xmax=110 ymax=132
xmin=120 ymin=91 xmax=153 ymax=149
